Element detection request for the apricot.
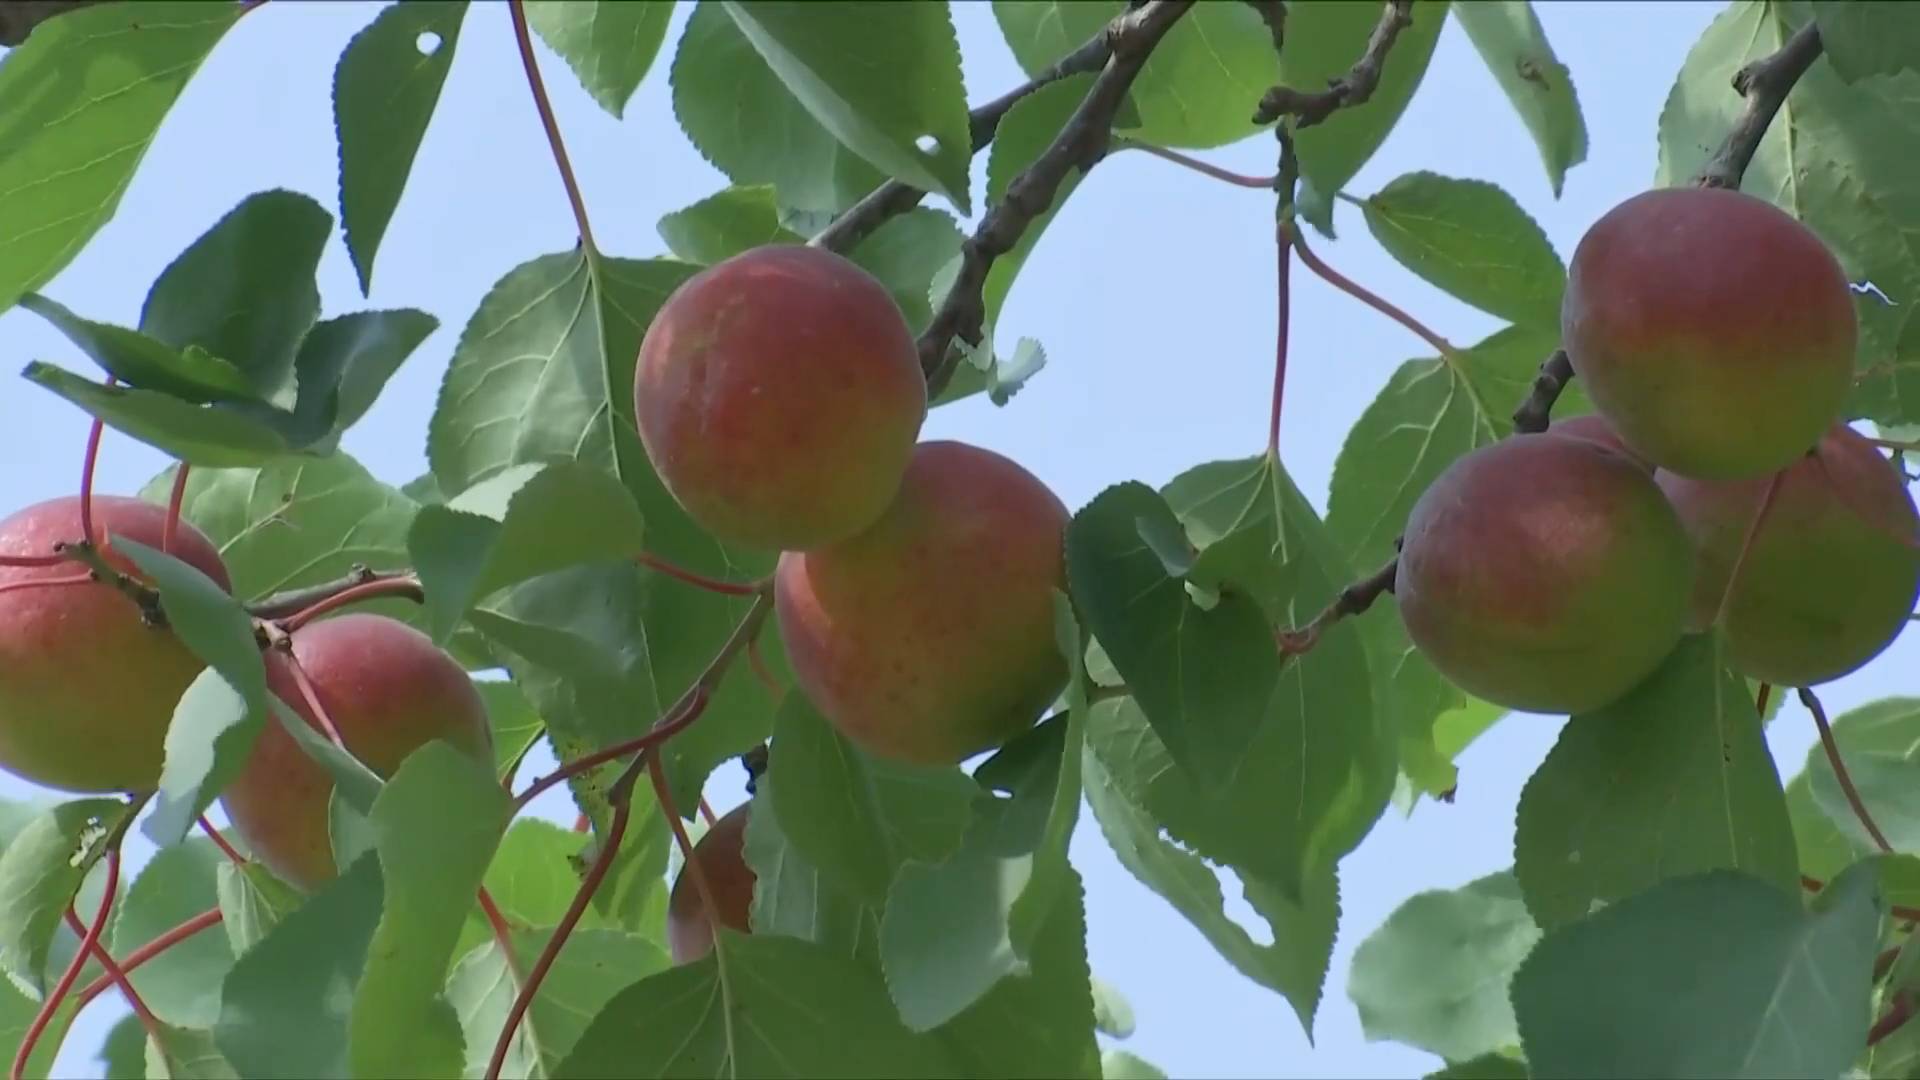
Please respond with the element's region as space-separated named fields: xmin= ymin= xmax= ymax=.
xmin=1548 ymin=413 xmax=1652 ymax=471
xmin=774 ymin=440 xmax=1070 ymax=764
xmin=219 ymin=612 xmax=492 ymax=890
xmin=1657 ymin=424 xmax=1920 ymax=687
xmin=1561 ymin=187 xmax=1857 ymax=481
xmin=633 ymin=244 xmax=927 ymax=552
xmin=1397 ymin=434 xmax=1694 ymax=715
xmin=0 ymin=495 xmax=232 ymax=793
xmin=665 ymin=802 xmax=755 ymax=965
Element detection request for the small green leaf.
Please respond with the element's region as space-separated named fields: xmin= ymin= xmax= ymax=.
xmin=448 ymin=927 xmax=668 ymax=1078
xmin=1813 ymin=1 xmax=1920 ymax=82
xmin=98 ymin=1014 xmax=147 ymax=1080
xmin=1451 ymin=1 xmax=1588 ymax=194
xmin=21 ymin=362 xmax=294 ymax=467
xmin=111 ymin=840 xmax=233 ymax=1028
xmin=1426 ymin=1054 xmax=1529 ymax=1080
xmin=1348 ymin=871 xmax=1539 ymax=1062
xmin=557 ymin=932 xmax=962 ymax=1077
xmin=1089 ymin=976 xmax=1134 ymax=1039
xmin=0 ymin=981 xmax=77 ymax=1080
xmin=409 ymin=461 xmax=648 ymax=642
xmin=655 ymin=185 xmax=803 ymax=266
xmin=290 ymin=309 xmax=441 ymax=446
xmin=17 ymin=294 xmax=255 ymax=402
xmin=717 ymin=1 xmax=973 ymax=213
xmin=477 ymin=680 xmax=546 ymax=782
xmin=147 ymin=1023 xmax=239 ymax=1079
xmin=0 ymin=1 xmax=241 ymax=312
xmin=765 ymin=693 xmax=976 ymax=906
xmin=1513 ymin=634 xmax=1800 ymax=929
xmin=1784 ymin=697 xmax=1920 ymax=905
xmin=1810 ymin=749 xmax=1920 ymax=853
xmin=0 ymin=798 xmax=128 ymax=995
xmin=1511 ymin=864 xmax=1882 ymax=1079
xmin=334 ymin=1 xmax=469 ymax=294
xmin=140 ymin=190 xmax=331 ymax=406
xmin=1358 ymin=172 xmax=1566 ymax=328
xmin=348 ymin=742 xmax=512 ymax=1077
xmin=527 ymin=1 xmax=673 ymax=117
xmin=846 ymin=208 xmax=964 ymax=333
xmin=1101 ymin=1050 xmax=1169 ymax=1080
xmin=214 ymin=854 xmax=384 ymax=1078
xmin=453 ymin=817 xmax=621 ymax=960
xmin=213 ymin=861 xmax=302 ymax=958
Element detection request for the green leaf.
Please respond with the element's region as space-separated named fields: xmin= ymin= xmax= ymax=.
xmin=333 ymin=0 xmax=469 ymax=294
xmin=17 ymin=294 xmax=254 ymax=402
xmin=139 ymin=190 xmax=330 ymax=405
xmin=409 ymin=461 xmax=648 ymax=642
xmin=992 ymin=2 xmax=1278 ymax=149
xmin=557 ymin=932 xmax=962 ymax=1078
xmin=1426 ymin=1054 xmax=1529 ymax=1080
xmin=527 ymin=0 xmax=673 ymax=118
xmin=1811 ymin=750 xmax=1920 ymax=854
xmin=0 ymin=0 xmax=241 ymax=312
xmin=742 ymin=788 xmax=879 ymax=963
xmin=99 ymin=1014 xmax=147 ymax=1080
xmin=1089 ymin=976 xmax=1134 ymax=1039
xmin=1348 ymin=871 xmax=1539 ymax=1062
xmin=289 ymin=309 xmax=441 ymax=448
xmin=448 ymin=927 xmax=668 ymax=1078
xmin=1451 ymin=1 xmax=1588 ymax=194
xmin=1082 ymin=706 xmax=1340 ymax=1035
xmin=454 ymin=818 xmax=622 ymax=960
xmin=1813 ymin=1 xmax=1920 ymax=82
xmin=348 ymin=743 xmax=511 ymax=1077
xmin=1357 ymin=172 xmax=1567 ymax=329
xmin=214 ymin=854 xmax=384 ymax=1078
xmin=764 ymin=693 xmax=976 ymax=906
xmin=655 ymin=185 xmax=803 ymax=266
xmin=1511 ymin=864 xmax=1882 ymax=1079
xmin=213 ymin=861 xmax=302 ymax=958
xmin=20 ymin=362 xmax=295 ymax=467
xmin=0 ymin=981 xmax=76 ymax=1080
xmin=1290 ymin=0 xmax=1448 ymax=234
xmin=716 ymin=0 xmax=972 ymax=213
xmin=0 ymin=798 xmax=128 ymax=995
xmin=668 ymin=2 xmax=885 ymax=214
xmin=1783 ymin=697 xmax=1920 ymax=906
xmin=478 ymin=681 xmax=546 ymax=782
xmin=1101 ymin=1050 xmax=1169 ymax=1080
xmin=981 ymin=76 xmax=1096 ymax=331
xmin=846 ymin=208 xmax=964 ymax=333
xmin=1513 ymin=634 xmax=1800 ymax=929
xmin=147 ymin=1023 xmax=238 ymax=1079
xmin=111 ymin=840 xmax=233 ymax=1028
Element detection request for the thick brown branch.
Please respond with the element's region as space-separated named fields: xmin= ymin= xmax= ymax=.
xmin=919 ymin=0 xmax=1196 ymax=394
xmin=1694 ymin=22 xmax=1824 ymax=190
xmin=811 ymin=18 xmax=1121 ymax=254
xmin=1511 ymin=350 xmax=1576 ymax=434
xmin=1254 ymin=0 xmax=1413 ymax=127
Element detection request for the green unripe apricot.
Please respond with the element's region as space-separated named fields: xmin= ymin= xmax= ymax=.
xmin=1562 ymin=187 xmax=1857 ymax=481
xmin=1398 ymin=434 xmax=1695 ymax=715
xmin=1657 ymin=424 xmax=1920 ymax=687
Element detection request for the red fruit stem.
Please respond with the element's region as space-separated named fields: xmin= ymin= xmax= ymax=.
xmin=162 ymin=464 xmax=190 ymax=555
xmin=1714 ymin=469 xmax=1785 ymax=626
xmin=698 ymin=797 xmax=718 ymax=828
xmin=507 ymin=0 xmax=596 ymax=254
xmin=199 ymin=815 xmax=248 ymax=866
xmin=571 ymin=812 xmax=589 ymax=834
xmin=285 ymin=656 xmax=350 ymax=747
xmin=1755 ymin=683 xmax=1772 ymax=718
xmin=1268 ymin=215 xmax=1293 ymax=458
xmin=61 ymin=908 xmax=161 ymax=1040
xmin=633 ymin=553 xmax=763 ymax=597
xmin=0 ymin=552 xmax=68 ymax=568
xmin=77 ymin=420 xmax=106 ymax=549
xmin=1871 ymin=993 xmax=1915 ymax=1047
xmin=511 ymin=684 xmax=712 ymax=814
xmin=1288 ymin=225 xmax=1458 ymax=359
xmin=0 ymin=573 xmax=95 ymax=599
xmin=11 ymin=848 xmax=121 ymax=1080
xmin=74 ymin=907 xmax=225 ymax=1009
xmin=245 ymin=569 xmax=421 ymax=621
xmin=1127 ymin=141 xmax=1276 ymax=189
xmin=280 ymin=575 xmax=426 ymax=632
xmin=476 ymin=886 xmax=528 ymax=987
xmin=651 ymin=751 xmax=725 ymax=957
xmin=1801 ymin=686 xmax=1894 ymax=854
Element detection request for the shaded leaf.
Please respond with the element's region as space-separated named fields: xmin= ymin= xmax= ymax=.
xmin=111 ymin=839 xmax=233 ymax=1028
xmin=528 ymin=1 xmax=673 ymax=118
xmin=448 ymin=927 xmax=669 ymax=1079
xmin=1814 ymin=1 xmax=1920 ymax=82
xmin=982 ymin=76 xmax=1098 ymax=329
xmin=655 ymin=185 xmax=802 ymax=266
xmin=847 ymin=208 xmax=964 ymax=333
xmin=1358 ymin=172 xmax=1566 ymax=328
xmin=477 ymin=681 xmax=546 ymax=782
xmin=17 ymin=293 xmax=253 ymax=402
xmin=98 ymin=1014 xmax=147 ymax=1080
xmin=213 ymin=861 xmax=302 ymax=958
xmin=1783 ymin=697 xmax=1920 ymax=908
xmin=147 ymin=1024 xmax=238 ymax=1079
xmin=1101 ymin=1050 xmax=1169 ymax=1080
xmin=742 ymin=786 xmax=879 ymax=964
xmin=0 ymin=798 xmax=128 ymax=995
xmin=1452 ymin=1 xmax=1588 ymax=194
xmin=20 ymin=361 xmax=293 ymax=467
xmin=290 ymin=309 xmax=441 ymax=447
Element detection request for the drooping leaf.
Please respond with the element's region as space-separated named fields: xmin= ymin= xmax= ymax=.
xmin=20 ymin=361 xmax=294 ymax=467
xmin=715 ymin=1 xmax=973 ymax=213
xmin=111 ymin=839 xmax=233 ymax=1028
xmin=1348 ymin=871 xmax=1539 ymax=1062
xmin=333 ymin=0 xmax=469 ymax=293
xmin=17 ymin=294 xmax=254 ymax=402
xmin=1783 ymin=697 xmax=1920 ymax=907
xmin=288 ymin=309 xmax=441 ymax=448
xmin=214 ymin=861 xmax=302 ymax=958
xmin=0 ymin=978 xmax=76 ymax=1080
xmin=448 ymin=926 xmax=668 ymax=1079
xmin=0 ymin=798 xmax=128 ymax=995
xmin=1357 ymin=172 xmax=1566 ymax=329
xmin=655 ymin=185 xmax=803 ymax=266
xmin=1451 ymin=1 xmax=1588 ymax=194
xmin=0 ymin=0 xmax=242 ymax=312
xmin=742 ymin=786 xmax=879 ymax=964
xmin=477 ymin=680 xmax=546 ymax=783
xmin=1511 ymin=864 xmax=1882 ymax=1080
xmin=527 ymin=1 xmax=674 ymax=118
xmin=1813 ymin=1 xmax=1920 ymax=82
xmin=146 ymin=1023 xmax=239 ymax=1079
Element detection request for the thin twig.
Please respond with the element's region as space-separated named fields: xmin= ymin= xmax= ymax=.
xmin=634 ymin=553 xmax=764 ymax=597
xmin=476 ymin=886 xmax=528 ymax=987
xmin=1253 ymin=0 xmax=1414 ymax=126
xmin=65 ymin=909 xmax=162 ymax=1044
xmin=1871 ymin=993 xmax=1915 ymax=1047
xmin=245 ymin=567 xmax=414 ymax=620
xmin=199 ymin=815 xmax=248 ymax=866
xmin=162 ymin=464 xmax=190 ymax=554
xmin=1801 ymin=686 xmax=1894 ymax=853
xmin=74 ymin=907 xmax=225 ymax=1008
xmin=920 ymin=0 xmax=1197 ymax=395
xmin=280 ymin=574 xmax=426 ymax=632
xmin=1278 ymin=556 xmax=1398 ymax=655
xmin=1755 ymin=683 xmax=1772 ymax=717
xmin=508 ymin=0 xmax=597 ymax=252
xmin=1123 ymin=141 xmax=1276 ymax=189
xmin=1871 ymin=437 xmax=1919 ymax=453
xmin=1289 ymin=224 xmax=1458 ymax=357
xmin=1511 ymin=350 xmax=1576 ymax=434
xmin=1693 ymin=22 xmax=1824 ymax=190
xmin=1267 ymin=136 xmax=1295 ymax=458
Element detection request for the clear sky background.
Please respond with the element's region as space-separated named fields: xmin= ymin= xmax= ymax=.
xmin=4 ymin=2 xmax=1916 ymax=1077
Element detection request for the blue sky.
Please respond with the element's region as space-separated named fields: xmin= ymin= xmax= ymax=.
xmin=4 ymin=2 xmax=1915 ymax=1076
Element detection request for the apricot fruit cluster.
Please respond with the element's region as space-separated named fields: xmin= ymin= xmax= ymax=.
xmin=1398 ymin=186 xmax=1919 ymax=718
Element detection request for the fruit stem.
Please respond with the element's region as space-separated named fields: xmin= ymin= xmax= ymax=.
xmin=507 ymin=0 xmax=596 ymax=255
xmin=476 ymin=886 xmax=528 ymax=988
xmin=77 ymin=401 xmax=109 ymax=550
xmin=10 ymin=823 xmax=132 ymax=1080
xmin=698 ymin=797 xmax=718 ymax=827
xmin=0 ymin=552 xmax=68 ymax=568
xmin=1801 ymin=685 xmax=1895 ymax=854
xmin=62 ymin=907 xmax=162 ymax=1041
xmin=633 ymin=553 xmax=764 ymax=597
xmin=1871 ymin=992 xmax=1915 ymax=1047
xmin=245 ymin=567 xmax=420 ymax=620
xmin=1510 ymin=349 xmax=1575 ymax=434
xmin=199 ymin=815 xmax=247 ymax=866
xmin=1755 ymin=683 xmax=1772 ymax=718
xmin=571 ymin=812 xmax=589 ymax=833
xmin=651 ymin=751 xmax=726 ymax=961
xmin=1288 ymin=223 xmax=1458 ymax=359
xmin=285 ymin=656 xmax=350 ymax=747
xmin=280 ymin=574 xmax=425 ymax=632
xmin=1714 ymin=469 xmax=1785 ymax=627
xmin=162 ymin=464 xmax=190 ymax=555
xmin=1122 ymin=140 xmax=1276 ymax=189
xmin=746 ymin=635 xmax=781 ymax=694
xmin=1268 ymin=178 xmax=1294 ymax=460
xmin=74 ymin=907 xmax=225 ymax=1009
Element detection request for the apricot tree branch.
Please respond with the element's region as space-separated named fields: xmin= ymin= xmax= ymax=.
xmin=53 ymin=540 xmax=165 ymax=627
xmin=633 ymin=552 xmax=765 ymax=597
xmin=1801 ymin=685 xmax=1894 ymax=853
xmin=1278 ymin=556 xmax=1398 ymax=655
xmin=1694 ymin=22 xmax=1824 ymax=191
xmin=919 ymin=0 xmax=1197 ymax=394
xmin=280 ymin=574 xmax=428 ymax=631
xmin=246 ymin=567 xmax=420 ymax=620
xmin=1511 ymin=350 xmax=1576 ymax=434
xmin=1253 ymin=0 xmax=1414 ymax=126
